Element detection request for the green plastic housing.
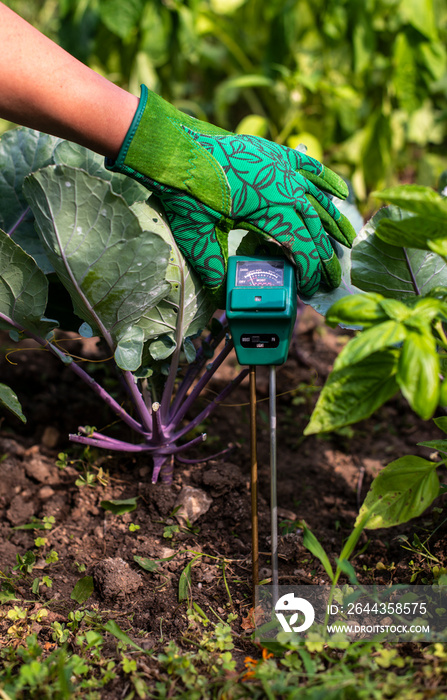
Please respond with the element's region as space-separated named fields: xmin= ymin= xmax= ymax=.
xmin=226 ymin=256 xmax=297 ymax=366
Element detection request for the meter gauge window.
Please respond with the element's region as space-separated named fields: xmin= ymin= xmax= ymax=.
xmin=235 ymin=260 xmax=284 ymax=287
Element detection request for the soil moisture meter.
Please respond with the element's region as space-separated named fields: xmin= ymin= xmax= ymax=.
xmin=226 ymin=256 xmax=297 ymax=366
xmin=226 ymin=255 xmax=298 ymax=604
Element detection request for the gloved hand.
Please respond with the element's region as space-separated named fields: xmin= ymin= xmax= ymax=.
xmin=106 ymin=85 xmax=356 ymax=301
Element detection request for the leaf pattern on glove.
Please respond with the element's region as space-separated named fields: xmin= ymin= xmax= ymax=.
xmin=138 ymin=130 xmax=345 ymax=296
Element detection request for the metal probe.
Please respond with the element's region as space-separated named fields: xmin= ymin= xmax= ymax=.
xmin=269 ymin=365 xmax=279 ymax=604
xmin=249 ymin=365 xmax=259 ymax=606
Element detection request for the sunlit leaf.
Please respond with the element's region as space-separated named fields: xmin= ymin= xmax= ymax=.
xmin=304 ymin=350 xmax=399 ymax=434
xmin=357 ymin=456 xmax=440 ymax=529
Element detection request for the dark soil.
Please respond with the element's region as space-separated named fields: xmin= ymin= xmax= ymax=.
xmin=1 ymin=307 xmax=446 ymax=679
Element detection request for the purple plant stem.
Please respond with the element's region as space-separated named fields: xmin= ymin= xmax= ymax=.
xmin=7 ymin=207 xmax=31 ymax=237
xmin=69 ymin=434 xmax=158 ymax=452
xmin=157 ymin=433 xmax=206 ymax=455
xmin=159 ymin=245 xmax=187 ymax=422
xmin=81 ymin=430 xmax=136 ymax=447
xmin=62 ymin=358 xmax=146 ymax=435
xmin=167 ymin=352 xmax=207 ymax=420
xmin=159 ymin=455 xmax=173 ymax=484
xmin=168 ymin=322 xmax=227 ymax=420
xmin=151 ymin=406 xmax=165 ymax=445
xmin=171 ymin=313 xmax=227 ymax=401
xmin=170 ymin=367 xmax=249 ymax=442
xmin=169 ymin=340 xmax=234 ymax=430
xmin=153 ymin=454 xmax=168 ymax=484
xmin=121 ymin=370 xmax=153 ymax=432
xmin=159 ymin=340 xmax=181 ymax=423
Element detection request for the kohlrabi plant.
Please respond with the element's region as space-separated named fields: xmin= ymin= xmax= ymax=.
xmin=0 ymin=127 xmax=250 ymax=483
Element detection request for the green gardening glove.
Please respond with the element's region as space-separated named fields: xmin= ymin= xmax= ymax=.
xmin=106 ymin=85 xmax=356 ymax=301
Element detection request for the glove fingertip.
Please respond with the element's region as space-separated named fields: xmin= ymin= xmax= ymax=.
xmin=322 ymin=166 xmax=349 ymax=199
xmin=320 ymin=253 xmax=342 ymax=290
xmin=337 ymin=213 xmax=357 ymax=248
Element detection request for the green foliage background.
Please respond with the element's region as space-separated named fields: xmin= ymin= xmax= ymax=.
xmin=3 ymin=0 xmax=447 ymax=202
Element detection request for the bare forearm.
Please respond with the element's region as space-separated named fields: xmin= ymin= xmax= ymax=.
xmin=0 ymin=3 xmax=138 ymax=157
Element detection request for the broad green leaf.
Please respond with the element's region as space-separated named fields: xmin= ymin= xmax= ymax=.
xmin=373 ymin=185 xmax=447 ymax=218
xmin=378 ymin=298 xmax=413 ymax=321
xmin=326 ymin=293 xmax=388 ymax=328
xmin=304 ymin=350 xmax=399 ymax=435
xmin=23 ymin=166 xmax=171 ymax=367
xmin=356 ymin=456 xmax=440 ymax=529
xmin=0 ymin=229 xmax=54 ymax=336
xmin=100 ymin=498 xmax=138 ymax=515
xmin=406 ymin=297 xmax=447 ymax=325
xmin=54 ymin=141 xmax=148 ymax=205
xmin=375 ymin=216 xmax=447 ymax=253
xmin=301 ymin=522 xmax=334 ymax=582
xmin=0 ymin=383 xmax=26 ymax=423
xmin=352 ymin=206 xmax=447 ymax=299
xmin=131 ymin=200 xmax=214 ymax=357
xmin=397 ymin=330 xmax=439 ymax=420
xmin=333 ymin=320 xmax=407 ymax=371
xmin=70 ymin=576 xmax=94 ymax=604
xmin=0 ymin=128 xmax=60 ymax=272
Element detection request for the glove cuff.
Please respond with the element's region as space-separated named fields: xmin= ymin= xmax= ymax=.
xmin=105 ymin=85 xmax=231 ymax=215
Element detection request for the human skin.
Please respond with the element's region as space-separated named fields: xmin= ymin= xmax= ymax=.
xmin=0 ymin=2 xmax=138 ymax=158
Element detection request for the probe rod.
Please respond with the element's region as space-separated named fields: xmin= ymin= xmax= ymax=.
xmin=249 ymin=365 xmax=259 ymax=604
xmin=269 ymin=365 xmax=279 ymax=604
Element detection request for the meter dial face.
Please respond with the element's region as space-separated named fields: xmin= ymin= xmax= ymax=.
xmin=235 ymin=260 xmax=284 ymax=287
